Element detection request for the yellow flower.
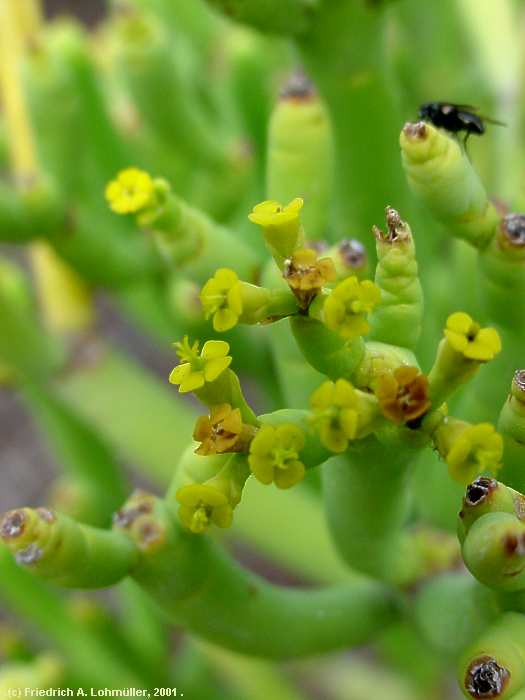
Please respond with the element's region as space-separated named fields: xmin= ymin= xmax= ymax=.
xmin=248 ymin=198 xmax=304 ymax=262
xmin=193 ymin=404 xmax=255 ymax=456
xmin=446 ymin=423 xmax=503 ymax=485
xmin=176 ymin=484 xmax=233 ymax=534
xmin=248 ymin=198 xmax=303 ymax=228
xmin=323 ymin=276 xmax=380 ymax=340
xmin=105 ymin=167 xmax=155 ymax=215
xmin=200 ymin=268 xmax=243 ymax=332
xmin=310 ymin=379 xmax=360 ymax=453
xmin=169 ymin=337 xmax=231 ymax=393
xmin=375 ymin=366 xmax=431 ymax=425
xmin=248 ymin=424 xmax=305 ymax=489
xmin=444 ymin=312 xmax=501 ymax=362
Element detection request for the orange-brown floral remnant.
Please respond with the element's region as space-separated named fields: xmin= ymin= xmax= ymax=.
xmin=283 ymin=248 xmax=336 ymax=308
xmin=375 ymin=366 xmax=431 ymax=425
xmin=193 ymin=404 xmax=255 ymax=455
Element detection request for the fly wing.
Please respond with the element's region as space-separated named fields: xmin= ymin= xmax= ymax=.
xmin=478 ymin=115 xmax=507 ymax=127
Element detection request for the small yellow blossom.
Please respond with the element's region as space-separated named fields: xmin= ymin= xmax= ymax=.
xmin=310 ymin=379 xmax=360 ymax=453
xmin=193 ymin=404 xmax=255 ymax=456
xmin=446 ymin=423 xmax=503 ymax=485
xmin=169 ymin=337 xmax=231 ymax=393
xmin=248 ymin=198 xmax=304 ymax=261
xmin=248 ymin=424 xmax=306 ymax=489
xmin=248 ymin=198 xmax=303 ymax=228
xmin=200 ymin=269 xmax=243 ymax=332
xmin=375 ymin=366 xmax=431 ymax=425
xmin=105 ymin=167 xmax=155 ymax=215
xmin=176 ymin=484 xmax=233 ymax=534
xmin=323 ymin=276 xmax=380 ymax=340
xmin=444 ymin=312 xmax=501 ymax=362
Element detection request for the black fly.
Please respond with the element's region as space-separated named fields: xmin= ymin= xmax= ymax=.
xmin=418 ymin=102 xmax=505 ymax=145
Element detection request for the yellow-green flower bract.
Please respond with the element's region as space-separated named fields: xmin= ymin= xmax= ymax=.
xmin=310 ymin=379 xmax=360 ymax=453
xmin=446 ymin=423 xmax=503 ymax=485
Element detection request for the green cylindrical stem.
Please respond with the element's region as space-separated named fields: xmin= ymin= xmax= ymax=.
xmin=290 ymin=315 xmax=365 ymax=381
xmin=267 ymin=73 xmax=334 ymax=240
xmin=367 ymin=207 xmax=423 ymax=351
xmin=140 ymin=188 xmax=259 ymax=282
xmin=112 ymin=12 xmax=225 ymax=168
xmin=298 ymin=0 xmax=410 ymax=253
xmin=427 ymin=338 xmax=480 ymax=408
xmin=123 ymin=497 xmax=399 ymax=657
xmin=0 ymin=177 xmax=65 ymax=243
xmin=322 ymin=438 xmax=418 ymax=580
xmin=400 ymin=121 xmax=499 ymax=248
xmin=478 ymin=215 xmax=525 ymax=330
xmin=0 ymin=266 xmax=62 ymax=381
xmin=498 ymin=371 xmax=525 ymax=492
xmin=0 ymin=507 xmax=138 ymax=588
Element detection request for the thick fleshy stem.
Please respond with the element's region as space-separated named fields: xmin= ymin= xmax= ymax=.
xmin=478 ymin=214 xmax=525 ymax=330
xmin=297 ymin=0 xmax=411 ymax=254
xmin=367 ymin=207 xmax=423 ymax=351
xmin=117 ymin=494 xmax=400 ymax=657
xmin=290 ymin=315 xmax=365 ymax=382
xmin=498 ymin=370 xmax=525 ymax=492
xmin=0 ymin=507 xmax=138 ymax=588
xmin=204 ymin=0 xmax=318 ymax=36
xmin=400 ymin=121 xmax=499 ymax=248
xmin=322 ymin=436 xmax=421 ymax=581
xmin=267 ymin=71 xmax=334 ymax=240
xmin=136 ymin=182 xmax=259 ymax=282
xmin=0 ymin=264 xmax=62 ymax=382
xmin=458 ymin=613 xmax=525 ymax=699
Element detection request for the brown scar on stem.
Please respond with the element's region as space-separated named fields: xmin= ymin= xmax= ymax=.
xmin=338 ymin=239 xmax=367 ymax=268
xmin=464 ymin=477 xmax=498 ymax=507
xmin=373 ymin=206 xmax=410 ymax=244
xmin=36 ymin=508 xmax=56 ymax=524
xmin=465 ymin=656 xmax=510 ymax=698
xmin=403 ymin=121 xmax=428 ymax=140
xmin=15 ymin=543 xmax=43 ymax=566
xmin=499 ymin=214 xmax=525 ymax=249
xmin=513 ymin=369 xmax=525 ymax=395
xmin=0 ymin=510 xmax=26 ymax=540
xmin=280 ymin=70 xmax=316 ymax=102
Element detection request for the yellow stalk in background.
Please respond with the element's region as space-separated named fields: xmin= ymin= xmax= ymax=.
xmin=0 ymin=0 xmax=95 ymax=336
